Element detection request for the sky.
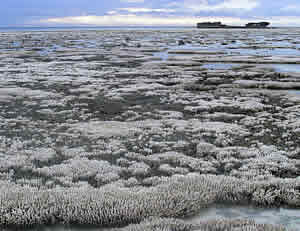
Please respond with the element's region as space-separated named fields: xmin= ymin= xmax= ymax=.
xmin=1 ymin=0 xmax=300 ymax=27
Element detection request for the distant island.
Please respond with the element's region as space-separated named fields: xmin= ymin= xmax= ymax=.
xmin=197 ymin=21 xmax=270 ymax=29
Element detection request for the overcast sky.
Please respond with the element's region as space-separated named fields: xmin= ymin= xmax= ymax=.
xmin=2 ymin=0 xmax=300 ymax=27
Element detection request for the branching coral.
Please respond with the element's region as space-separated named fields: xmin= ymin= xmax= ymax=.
xmin=0 ymin=174 xmax=299 ymax=228
xmin=113 ymin=217 xmax=196 ymax=231
xmin=114 ymin=217 xmax=288 ymax=231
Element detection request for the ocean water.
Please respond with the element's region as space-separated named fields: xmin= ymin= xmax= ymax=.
xmin=202 ymin=63 xmax=241 ymax=70
xmin=186 ymin=205 xmax=300 ymax=230
xmin=0 ymin=26 xmax=195 ymax=32
xmin=272 ymin=64 xmax=300 ymax=73
xmin=288 ymin=90 xmax=300 ymax=95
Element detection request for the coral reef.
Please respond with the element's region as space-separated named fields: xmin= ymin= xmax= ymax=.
xmin=0 ymin=174 xmax=299 ymax=228
xmin=0 ymin=28 xmax=300 ymax=229
xmin=115 ymin=217 xmax=287 ymax=231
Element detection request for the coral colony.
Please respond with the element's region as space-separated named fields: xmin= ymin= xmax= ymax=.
xmin=0 ymin=27 xmax=300 ymax=230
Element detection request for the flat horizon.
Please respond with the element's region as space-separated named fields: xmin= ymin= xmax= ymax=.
xmin=1 ymin=0 xmax=300 ymax=27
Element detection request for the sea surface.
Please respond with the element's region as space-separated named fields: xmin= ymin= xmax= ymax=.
xmin=0 ymin=26 xmax=195 ymax=32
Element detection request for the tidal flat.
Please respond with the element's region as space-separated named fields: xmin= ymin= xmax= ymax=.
xmin=0 ymin=28 xmax=300 ymax=230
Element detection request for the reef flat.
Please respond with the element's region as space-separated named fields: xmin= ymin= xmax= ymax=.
xmin=0 ymin=28 xmax=300 ymax=230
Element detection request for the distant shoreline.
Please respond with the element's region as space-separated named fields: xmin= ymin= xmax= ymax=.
xmin=197 ymin=21 xmax=272 ymax=29
xmin=196 ymin=26 xmax=277 ymax=29
xmin=0 ymin=26 xmax=299 ymax=32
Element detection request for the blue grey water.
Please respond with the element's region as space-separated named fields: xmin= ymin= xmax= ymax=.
xmin=153 ymin=44 xmax=300 ymax=60
xmin=0 ymin=26 xmax=194 ymax=32
xmin=272 ymin=64 xmax=300 ymax=73
xmin=186 ymin=205 xmax=300 ymax=230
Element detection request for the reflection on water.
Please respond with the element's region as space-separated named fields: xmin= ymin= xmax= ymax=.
xmin=226 ymin=47 xmax=300 ymax=56
xmin=153 ymin=50 xmax=169 ymax=60
xmin=288 ymin=90 xmax=300 ymax=95
xmin=152 ymin=44 xmax=300 ymax=62
xmin=202 ymin=63 xmax=241 ymax=70
xmin=185 ymin=205 xmax=300 ymax=230
xmin=272 ymin=64 xmax=300 ymax=73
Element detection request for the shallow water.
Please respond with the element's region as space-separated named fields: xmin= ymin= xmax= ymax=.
xmin=186 ymin=205 xmax=300 ymax=230
xmin=152 ymin=44 xmax=300 ymax=61
xmin=226 ymin=47 xmax=300 ymax=56
xmin=202 ymin=63 xmax=241 ymax=70
xmin=272 ymin=64 xmax=300 ymax=73
xmin=172 ymin=40 xmax=300 ymax=57
xmin=153 ymin=50 xmax=170 ymax=60
xmin=288 ymin=90 xmax=300 ymax=95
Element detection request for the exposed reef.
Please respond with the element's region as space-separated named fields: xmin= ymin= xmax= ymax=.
xmin=0 ymin=174 xmax=299 ymax=228
xmin=0 ymin=28 xmax=300 ymax=229
xmin=115 ymin=217 xmax=287 ymax=231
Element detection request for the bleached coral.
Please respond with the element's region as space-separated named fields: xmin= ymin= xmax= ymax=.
xmin=113 ymin=217 xmax=195 ymax=231
xmin=35 ymin=158 xmax=122 ymax=184
xmin=1 ymin=28 xmax=300 ymax=231
xmin=127 ymin=162 xmax=151 ymax=177
xmin=0 ymin=174 xmax=299 ymax=228
xmin=114 ymin=217 xmax=287 ymax=231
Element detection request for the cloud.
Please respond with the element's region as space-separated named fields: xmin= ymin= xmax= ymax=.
xmin=107 ymin=11 xmax=118 ymax=15
xmin=117 ymin=8 xmax=176 ymax=13
xmin=267 ymin=16 xmax=300 ymax=26
xmin=40 ymin=14 xmax=277 ymax=27
xmin=168 ymin=0 xmax=260 ymax=12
